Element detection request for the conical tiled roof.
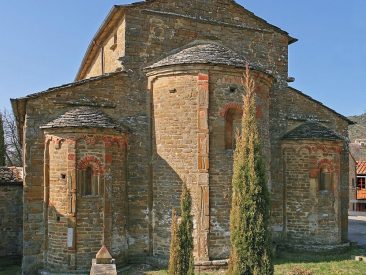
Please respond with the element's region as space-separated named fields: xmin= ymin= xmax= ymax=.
xmin=282 ymin=122 xmax=343 ymax=141
xmin=146 ymin=43 xmax=258 ymax=70
xmin=40 ymin=107 xmax=128 ymax=132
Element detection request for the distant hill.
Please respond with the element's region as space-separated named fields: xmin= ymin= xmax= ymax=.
xmin=348 ymin=113 xmax=366 ymax=161
xmin=348 ymin=113 xmax=366 ymax=142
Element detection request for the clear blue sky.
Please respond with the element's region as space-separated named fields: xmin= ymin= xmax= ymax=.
xmin=1 ymin=0 xmax=365 ymax=116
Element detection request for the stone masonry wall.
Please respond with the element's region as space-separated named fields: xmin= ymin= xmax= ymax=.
xmin=46 ymin=138 xmax=69 ymax=270
xmin=22 ymin=73 xmax=149 ymax=273
xmin=150 ymin=72 xmax=199 ymax=258
xmin=0 ymin=183 xmax=23 ymax=256
xmin=282 ymin=140 xmax=343 ymax=245
xmin=208 ymin=69 xmax=272 ymax=259
xmin=44 ymin=130 xmax=127 ymax=273
xmin=270 ymin=87 xmax=350 ymax=242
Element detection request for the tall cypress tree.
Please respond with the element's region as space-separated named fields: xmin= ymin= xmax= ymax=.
xmin=178 ymin=183 xmax=194 ymax=275
xmin=168 ymin=183 xmax=194 ymax=275
xmin=228 ymin=66 xmax=273 ymax=275
xmin=0 ymin=113 xmax=6 ymax=166
xmin=168 ymin=209 xmax=180 ymax=274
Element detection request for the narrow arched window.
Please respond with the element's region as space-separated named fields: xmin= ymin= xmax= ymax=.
xmin=319 ymin=167 xmax=332 ymax=191
xmin=84 ymin=166 xmax=93 ymax=195
xmin=78 ymin=165 xmax=101 ymax=196
xmin=225 ymin=108 xmax=242 ymax=150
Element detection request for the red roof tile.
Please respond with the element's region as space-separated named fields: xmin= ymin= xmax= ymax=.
xmin=0 ymin=167 xmax=23 ymax=184
xmin=357 ymin=161 xmax=366 ymax=175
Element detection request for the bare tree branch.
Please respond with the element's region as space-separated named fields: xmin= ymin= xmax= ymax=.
xmin=1 ymin=108 xmax=22 ymax=166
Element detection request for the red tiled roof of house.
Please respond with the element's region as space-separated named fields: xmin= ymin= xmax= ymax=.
xmin=0 ymin=167 xmax=23 ymax=184
xmin=357 ymin=161 xmax=366 ymax=175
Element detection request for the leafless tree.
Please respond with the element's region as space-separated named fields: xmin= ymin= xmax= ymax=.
xmin=1 ymin=108 xmax=22 ymax=166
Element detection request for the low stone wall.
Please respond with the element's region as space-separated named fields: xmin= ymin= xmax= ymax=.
xmin=0 ymin=182 xmax=23 ymax=256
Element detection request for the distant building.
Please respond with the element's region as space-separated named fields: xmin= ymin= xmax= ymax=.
xmin=351 ymin=161 xmax=366 ymax=211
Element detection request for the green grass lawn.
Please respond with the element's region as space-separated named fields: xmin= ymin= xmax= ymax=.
xmin=144 ymin=246 xmax=366 ymax=275
xmin=273 ymin=246 xmax=366 ymax=275
xmin=2 ymin=247 xmax=366 ymax=274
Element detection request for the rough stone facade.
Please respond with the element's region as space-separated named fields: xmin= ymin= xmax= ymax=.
xmin=11 ymin=0 xmax=353 ymax=273
xmin=0 ymin=167 xmax=23 ymax=257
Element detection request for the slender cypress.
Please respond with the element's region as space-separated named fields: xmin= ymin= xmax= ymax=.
xmin=168 ymin=183 xmax=194 ymax=275
xmin=0 ymin=114 xmax=5 ymax=166
xmin=228 ymin=65 xmax=273 ymax=275
xmin=178 ymin=183 xmax=194 ymax=275
xmin=168 ymin=209 xmax=180 ymax=274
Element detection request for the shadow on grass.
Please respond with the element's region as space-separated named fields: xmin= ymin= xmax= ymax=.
xmin=274 ymin=245 xmax=366 ymax=265
xmin=0 ymin=256 xmax=21 ymax=275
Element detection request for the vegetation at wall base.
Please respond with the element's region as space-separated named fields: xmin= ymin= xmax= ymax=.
xmin=228 ymin=66 xmax=273 ymax=275
xmin=168 ymin=183 xmax=194 ymax=275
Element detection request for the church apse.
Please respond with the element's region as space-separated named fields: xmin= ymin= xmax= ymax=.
xmin=41 ymin=107 xmax=128 ymax=272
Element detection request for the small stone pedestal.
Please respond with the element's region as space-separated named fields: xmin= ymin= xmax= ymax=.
xmin=90 ymin=245 xmax=117 ymax=275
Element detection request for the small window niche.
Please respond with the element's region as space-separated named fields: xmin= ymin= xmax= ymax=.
xmin=110 ymin=33 xmax=118 ymax=50
xmin=319 ymin=167 xmax=332 ymax=192
xmin=78 ymin=165 xmax=103 ymax=197
xmin=225 ymin=108 xmax=242 ymax=150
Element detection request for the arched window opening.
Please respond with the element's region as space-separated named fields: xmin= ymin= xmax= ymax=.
xmin=79 ymin=165 xmax=101 ymax=196
xmin=319 ymin=167 xmax=332 ymax=192
xmin=225 ymin=108 xmax=242 ymax=150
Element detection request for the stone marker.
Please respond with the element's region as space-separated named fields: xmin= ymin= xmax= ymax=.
xmin=90 ymin=245 xmax=117 ymax=275
xmin=355 ymin=256 xmax=366 ymax=262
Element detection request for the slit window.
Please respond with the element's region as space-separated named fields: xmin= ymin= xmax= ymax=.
xmin=225 ymin=108 xmax=242 ymax=150
xmin=319 ymin=168 xmax=332 ymax=191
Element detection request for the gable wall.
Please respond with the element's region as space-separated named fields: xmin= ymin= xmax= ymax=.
xmin=84 ymin=17 xmax=126 ymax=79
xmin=21 ymin=73 xmax=151 ymax=273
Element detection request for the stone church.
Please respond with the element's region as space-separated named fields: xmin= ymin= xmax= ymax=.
xmin=11 ymin=0 xmax=352 ymax=273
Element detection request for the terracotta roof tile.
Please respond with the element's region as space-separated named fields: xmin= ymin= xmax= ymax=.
xmin=0 ymin=167 xmax=23 ymax=184
xmin=357 ymin=161 xmax=366 ymax=175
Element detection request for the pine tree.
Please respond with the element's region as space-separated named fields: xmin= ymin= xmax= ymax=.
xmin=168 ymin=183 xmax=194 ymax=275
xmin=168 ymin=209 xmax=180 ymax=274
xmin=228 ymin=65 xmax=273 ymax=275
xmin=0 ymin=114 xmax=5 ymax=166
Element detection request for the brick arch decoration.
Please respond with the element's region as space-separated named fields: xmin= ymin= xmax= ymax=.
xmin=77 ymin=155 xmax=105 ymax=175
xmin=219 ymin=102 xmax=243 ymax=118
xmin=318 ymin=158 xmax=335 ymax=172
